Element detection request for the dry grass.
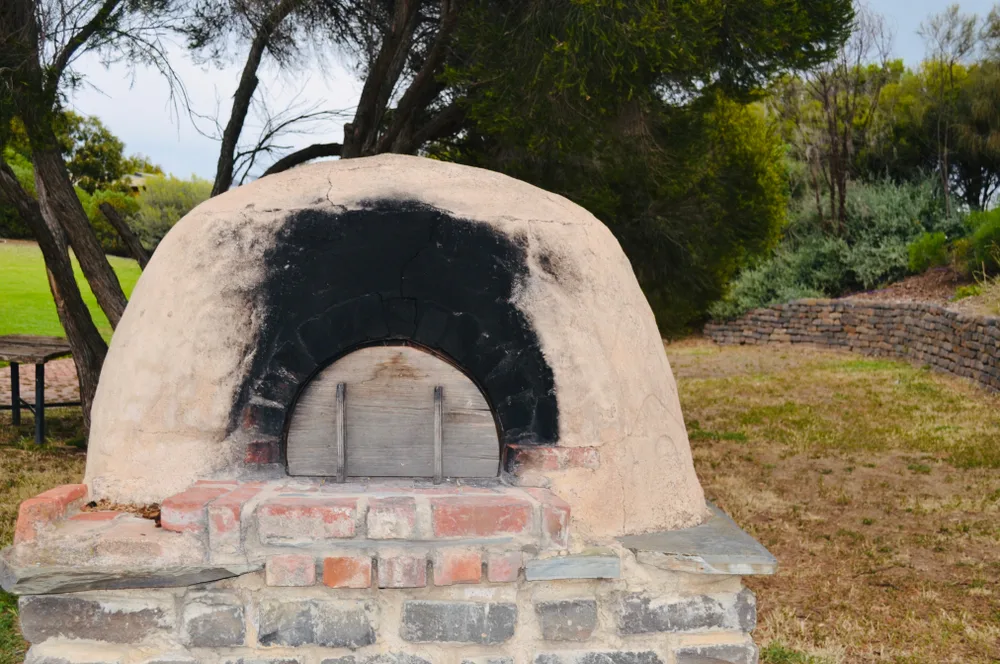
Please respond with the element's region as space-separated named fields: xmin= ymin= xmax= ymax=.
xmin=670 ymin=338 xmax=1000 ymax=664
xmin=0 ymin=410 xmax=86 ymax=664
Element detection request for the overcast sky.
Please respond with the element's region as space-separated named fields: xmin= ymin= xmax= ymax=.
xmin=67 ymin=1 xmax=999 ymax=181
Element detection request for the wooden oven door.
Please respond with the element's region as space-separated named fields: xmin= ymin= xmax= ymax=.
xmin=285 ymin=345 xmax=500 ymax=479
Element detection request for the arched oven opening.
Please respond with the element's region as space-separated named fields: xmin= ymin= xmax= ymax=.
xmin=284 ymin=341 xmax=502 ymax=481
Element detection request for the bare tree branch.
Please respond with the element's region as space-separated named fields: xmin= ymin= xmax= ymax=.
xmin=406 ymin=100 xmax=465 ymax=150
xmin=44 ymin=0 xmax=123 ymax=101
xmin=99 ymin=202 xmax=149 ymax=269
xmin=261 ymin=142 xmax=343 ymax=177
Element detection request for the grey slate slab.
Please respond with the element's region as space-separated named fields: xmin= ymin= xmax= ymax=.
xmin=524 ymin=552 xmax=620 ymax=581
xmin=0 ymin=557 xmax=261 ymax=595
xmin=618 ymin=503 xmax=776 ymax=576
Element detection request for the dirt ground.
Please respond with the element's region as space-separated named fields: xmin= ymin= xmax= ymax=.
xmin=845 ymin=266 xmax=997 ymax=316
xmin=669 ymin=338 xmax=1000 ymax=663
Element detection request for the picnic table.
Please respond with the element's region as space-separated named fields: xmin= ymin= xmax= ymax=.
xmin=0 ymin=335 xmax=78 ymax=444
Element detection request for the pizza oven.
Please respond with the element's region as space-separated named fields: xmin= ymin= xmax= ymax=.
xmin=3 ymin=156 xmax=775 ymax=664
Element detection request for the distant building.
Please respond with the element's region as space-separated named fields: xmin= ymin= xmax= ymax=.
xmin=123 ymin=172 xmax=158 ymax=193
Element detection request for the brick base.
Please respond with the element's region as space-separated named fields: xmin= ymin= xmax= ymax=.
xmin=10 ymin=481 xmax=765 ymax=664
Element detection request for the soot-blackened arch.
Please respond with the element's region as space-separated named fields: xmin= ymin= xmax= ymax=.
xmin=231 ymin=200 xmax=559 ymax=461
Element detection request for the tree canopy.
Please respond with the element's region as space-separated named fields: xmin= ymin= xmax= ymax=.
xmin=0 ymin=0 xmax=856 ymax=421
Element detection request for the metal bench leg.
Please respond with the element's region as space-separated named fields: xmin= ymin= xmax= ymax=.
xmin=10 ymin=362 xmax=19 ymax=426
xmin=34 ymin=363 xmax=44 ymax=445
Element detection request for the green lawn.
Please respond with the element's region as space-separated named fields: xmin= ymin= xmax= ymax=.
xmin=0 ymin=241 xmax=140 ymax=339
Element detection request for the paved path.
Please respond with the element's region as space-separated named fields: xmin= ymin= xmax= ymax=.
xmin=0 ymin=358 xmax=80 ymax=405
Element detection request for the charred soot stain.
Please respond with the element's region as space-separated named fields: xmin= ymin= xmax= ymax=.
xmin=537 ymin=251 xmax=558 ymax=280
xmin=231 ymin=199 xmax=558 ymax=457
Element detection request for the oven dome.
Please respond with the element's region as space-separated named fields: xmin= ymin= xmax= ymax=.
xmin=84 ymin=154 xmax=706 ymax=537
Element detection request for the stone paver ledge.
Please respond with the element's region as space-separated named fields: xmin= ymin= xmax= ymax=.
xmin=619 ymin=502 xmax=777 ymax=576
xmin=0 ymin=558 xmax=261 ymax=595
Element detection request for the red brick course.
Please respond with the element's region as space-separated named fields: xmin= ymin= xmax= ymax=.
xmin=12 ymin=481 xmax=575 ymax=592
xmin=160 ymin=486 xmax=232 ymax=534
xmin=486 ymin=551 xmax=523 ymax=583
xmin=15 ymin=484 xmax=87 ymax=545
xmin=525 ymin=488 xmax=571 ymax=548
xmin=266 ymin=554 xmax=317 ymax=587
xmin=433 ymin=549 xmax=482 ymax=585
xmin=367 ymin=497 xmax=417 ymax=539
xmin=208 ymin=484 xmax=264 ymax=554
xmin=245 ymin=440 xmax=280 ymax=464
xmin=430 ymin=495 xmax=533 ymax=538
xmin=323 ymin=555 xmax=373 ymax=589
xmin=378 ymin=554 xmax=427 ymax=588
xmin=257 ymin=496 xmax=358 ymax=542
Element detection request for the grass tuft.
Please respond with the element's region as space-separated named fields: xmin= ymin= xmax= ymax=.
xmin=761 ymin=642 xmax=830 ymax=664
xmin=0 ymin=592 xmax=23 ymax=664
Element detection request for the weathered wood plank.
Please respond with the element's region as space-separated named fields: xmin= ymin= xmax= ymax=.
xmin=286 ymin=346 xmax=500 ymax=478
xmin=0 ymin=335 xmax=72 ymax=364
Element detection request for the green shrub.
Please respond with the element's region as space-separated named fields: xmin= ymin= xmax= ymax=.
xmin=841 ymin=179 xmax=943 ymax=288
xmin=131 ymin=174 xmax=211 ymax=250
xmin=907 ymin=232 xmax=949 ymax=273
xmin=708 ymin=250 xmax=824 ymax=320
xmin=712 ymin=178 xmax=955 ymax=318
xmin=0 ymin=205 xmax=31 ymax=239
xmin=0 ymin=148 xmax=35 ymax=239
xmin=953 ymin=283 xmax=981 ymax=300
xmin=950 ymin=237 xmax=974 ymax=277
xmin=788 ymin=235 xmax=852 ymax=293
xmin=968 ymin=209 xmax=1000 ymax=276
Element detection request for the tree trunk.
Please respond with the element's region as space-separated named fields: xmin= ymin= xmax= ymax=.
xmin=941 ymin=137 xmax=951 ymax=217
xmin=31 ymin=146 xmax=128 ymax=328
xmin=808 ymin=152 xmax=825 ymax=225
xmin=827 ymin=160 xmax=838 ymax=233
xmin=99 ymin=202 xmax=149 ymax=269
xmin=0 ymin=161 xmax=107 ymax=429
xmin=343 ymin=0 xmax=422 ymax=158
xmin=211 ymin=0 xmax=302 ymax=196
xmin=5 ymin=0 xmax=126 ymax=327
xmin=261 ymin=142 xmax=342 ymax=178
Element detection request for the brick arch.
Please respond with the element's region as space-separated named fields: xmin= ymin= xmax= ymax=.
xmin=233 ymin=200 xmax=559 ymax=467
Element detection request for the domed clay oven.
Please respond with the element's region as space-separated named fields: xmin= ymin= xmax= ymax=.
xmin=3 ymin=156 xmax=775 ymax=664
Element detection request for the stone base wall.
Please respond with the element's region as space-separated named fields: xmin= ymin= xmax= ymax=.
xmin=8 ymin=481 xmax=771 ymax=664
xmin=20 ymin=569 xmax=758 ymax=664
xmin=704 ymin=299 xmax=1000 ymax=392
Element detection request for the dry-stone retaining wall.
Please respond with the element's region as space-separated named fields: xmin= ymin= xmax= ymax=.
xmin=704 ymin=299 xmax=1000 ymax=392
